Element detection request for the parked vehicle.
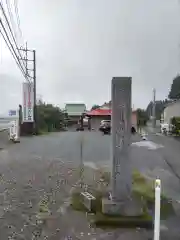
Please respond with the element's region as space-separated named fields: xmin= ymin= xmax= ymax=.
xmin=160 ymin=123 xmax=173 ymax=135
xmin=99 ymin=120 xmax=111 ymax=134
xmin=99 ymin=120 xmax=137 ymax=135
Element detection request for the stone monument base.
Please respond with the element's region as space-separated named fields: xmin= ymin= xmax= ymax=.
xmin=12 ymin=138 xmax=20 ymax=143
xmin=102 ymin=196 xmax=144 ymax=217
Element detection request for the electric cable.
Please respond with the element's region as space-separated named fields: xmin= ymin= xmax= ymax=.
xmin=0 ymin=18 xmax=30 ymax=81
xmin=0 ymin=2 xmax=27 ymax=74
xmin=5 ymin=0 xmax=17 ymax=40
xmin=14 ymin=0 xmax=22 ymax=40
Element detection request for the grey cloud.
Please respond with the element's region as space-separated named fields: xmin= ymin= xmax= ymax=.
xmin=1 ymin=0 xmax=180 ymax=110
xmin=0 ymin=74 xmax=22 ymax=114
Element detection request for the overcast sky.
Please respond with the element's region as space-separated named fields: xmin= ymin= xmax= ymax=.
xmin=1 ymin=0 xmax=180 ymax=113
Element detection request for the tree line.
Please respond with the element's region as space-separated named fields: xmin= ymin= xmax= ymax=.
xmin=36 ymin=100 xmax=66 ymax=134
xmin=20 ymin=99 xmax=67 ymax=135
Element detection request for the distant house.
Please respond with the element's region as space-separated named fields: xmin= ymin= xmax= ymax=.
xmin=162 ymin=100 xmax=180 ymax=124
xmin=86 ymin=108 xmax=111 ymax=129
xmin=65 ymin=103 xmax=86 ymax=125
xmin=86 ymin=102 xmax=137 ymax=130
xmin=100 ymin=101 xmax=111 ymax=109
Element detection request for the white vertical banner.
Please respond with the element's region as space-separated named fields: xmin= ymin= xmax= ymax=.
xmin=22 ymin=82 xmax=34 ymax=122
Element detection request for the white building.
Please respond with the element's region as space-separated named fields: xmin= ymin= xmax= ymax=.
xmin=162 ymin=100 xmax=180 ymax=124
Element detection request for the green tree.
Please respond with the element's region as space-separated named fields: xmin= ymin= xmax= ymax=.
xmin=168 ymin=74 xmax=180 ymax=100
xmin=146 ymin=100 xmax=170 ymax=120
xmin=136 ymin=108 xmax=148 ymax=126
xmin=91 ymin=104 xmax=100 ymax=110
xmin=36 ymin=102 xmax=65 ymax=134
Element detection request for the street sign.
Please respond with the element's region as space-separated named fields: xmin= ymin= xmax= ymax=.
xmin=9 ymin=110 xmax=17 ymax=116
xmin=22 ymin=82 xmax=34 ymax=122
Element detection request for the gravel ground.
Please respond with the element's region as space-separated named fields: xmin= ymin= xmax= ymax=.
xmin=0 ymin=130 xmax=180 ymax=239
xmin=0 ymin=152 xmax=81 ymax=239
xmin=0 ymin=147 xmax=154 ymax=240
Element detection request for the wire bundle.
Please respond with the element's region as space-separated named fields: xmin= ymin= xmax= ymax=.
xmin=0 ymin=0 xmax=29 ymax=81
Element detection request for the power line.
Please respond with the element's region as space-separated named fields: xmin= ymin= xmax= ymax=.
xmin=0 ymin=1 xmax=27 ymax=72
xmin=0 ymin=31 xmax=2 ymax=63
xmin=5 ymin=0 xmax=17 ymax=40
xmin=0 ymin=18 xmax=29 ymax=81
xmin=14 ymin=0 xmax=22 ymax=40
xmin=0 ymin=26 xmax=26 ymax=78
xmin=0 ymin=25 xmax=26 ymax=77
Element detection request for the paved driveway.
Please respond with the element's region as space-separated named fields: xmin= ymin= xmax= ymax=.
xmin=2 ymin=131 xmax=112 ymax=164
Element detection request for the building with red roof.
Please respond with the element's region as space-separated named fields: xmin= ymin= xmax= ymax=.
xmin=86 ymin=102 xmax=137 ymax=130
xmin=86 ymin=108 xmax=111 ymax=116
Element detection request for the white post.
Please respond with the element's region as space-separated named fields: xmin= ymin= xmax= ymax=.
xmin=9 ymin=110 xmax=20 ymax=142
xmin=79 ymin=133 xmax=84 ymax=187
xmin=154 ymin=179 xmax=161 ymax=240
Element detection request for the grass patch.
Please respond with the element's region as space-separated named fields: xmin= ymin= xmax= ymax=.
xmin=71 ymin=191 xmax=153 ymax=228
xmin=71 ymin=192 xmax=87 ymax=212
xmin=90 ymin=212 xmax=153 ymax=229
xmin=132 ymin=170 xmax=174 ymax=219
xmin=71 ymin=170 xmax=174 ymax=228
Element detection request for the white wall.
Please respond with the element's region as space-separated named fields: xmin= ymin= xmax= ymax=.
xmin=164 ymin=101 xmax=180 ymax=124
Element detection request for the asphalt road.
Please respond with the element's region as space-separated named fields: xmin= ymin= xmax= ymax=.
xmin=0 ymin=130 xmax=180 ymax=239
xmin=0 ymin=121 xmax=11 ymax=131
xmin=2 ymin=131 xmax=111 ymax=164
xmin=147 ymin=133 xmax=180 ymax=177
xmin=0 ymin=129 xmax=10 ymax=150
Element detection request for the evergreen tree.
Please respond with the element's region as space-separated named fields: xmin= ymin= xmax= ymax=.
xmin=168 ymin=75 xmax=180 ymax=100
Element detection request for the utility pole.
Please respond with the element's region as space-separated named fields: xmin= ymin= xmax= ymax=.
xmin=152 ymin=88 xmax=156 ymax=129
xmin=79 ymin=133 xmax=84 ymax=188
xmin=18 ymin=44 xmax=37 ymax=134
xmin=33 ymin=50 xmax=37 ymax=134
xmin=25 ymin=42 xmax=28 ymax=77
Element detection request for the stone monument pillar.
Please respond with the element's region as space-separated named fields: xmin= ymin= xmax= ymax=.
xmin=102 ymin=77 xmax=143 ymax=216
xmin=111 ymin=77 xmax=132 ymax=201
